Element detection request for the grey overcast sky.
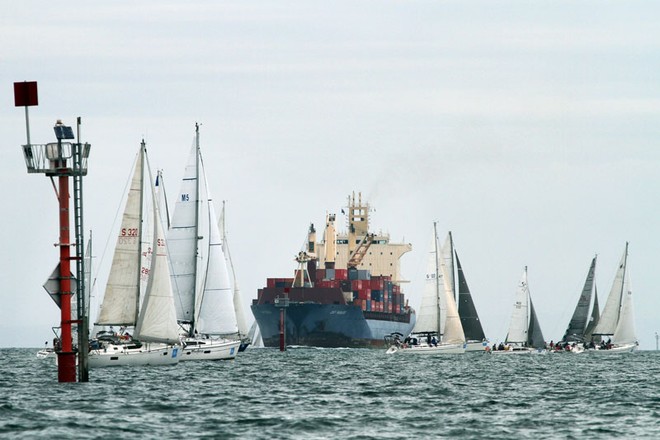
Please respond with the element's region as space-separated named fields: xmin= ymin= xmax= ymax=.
xmin=2 ymin=1 xmax=658 ymax=348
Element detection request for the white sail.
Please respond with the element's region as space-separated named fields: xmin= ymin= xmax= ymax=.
xmin=134 ymin=196 xmax=181 ymax=344
xmin=412 ymin=232 xmax=441 ymax=334
xmin=79 ymin=233 xmax=92 ymax=322
xmin=96 ymin=152 xmax=143 ymax=326
xmin=221 ymin=202 xmax=249 ymax=338
xmin=505 ymin=268 xmax=530 ymax=344
xmin=89 ymin=143 xmax=183 ymax=368
xmin=439 ymin=254 xmax=465 ymax=345
xmin=592 ymin=246 xmax=627 ymax=337
xmin=248 ymin=321 xmax=263 ymax=348
xmin=612 ymin=262 xmax=636 ymax=346
xmin=167 ymin=141 xmax=199 ymax=324
xmin=411 ymin=227 xmax=464 ymax=345
xmin=168 ymin=128 xmax=239 ymax=338
xmin=441 ymin=232 xmax=455 ymax=300
xmin=196 ymin=195 xmax=238 ymax=335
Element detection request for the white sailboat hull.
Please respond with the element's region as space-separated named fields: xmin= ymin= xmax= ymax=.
xmin=179 ymin=337 xmax=241 ymax=361
xmin=490 ymin=346 xmax=546 ymax=355
xmin=36 ymin=348 xmax=55 ymax=359
xmin=465 ymin=341 xmax=489 ymax=352
xmin=89 ymin=343 xmax=181 ymax=368
xmin=588 ymin=343 xmax=638 ymax=354
xmin=387 ymin=342 xmax=466 ymax=355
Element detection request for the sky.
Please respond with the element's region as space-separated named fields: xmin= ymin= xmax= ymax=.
xmin=2 ymin=1 xmax=659 ymax=349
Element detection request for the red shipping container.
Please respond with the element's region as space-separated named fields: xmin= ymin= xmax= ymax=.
xmin=335 ymin=269 xmax=347 ymax=280
xmin=352 ymin=280 xmax=364 ymax=290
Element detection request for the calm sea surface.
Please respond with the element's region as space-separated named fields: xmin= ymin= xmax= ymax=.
xmin=1 ymin=348 xmax=659 ymax=439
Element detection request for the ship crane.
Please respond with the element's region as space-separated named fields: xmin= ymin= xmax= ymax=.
xmin=293 ymin=251 xmax=315 ymax=287
xmin=347 ymin=233 xmax=375 ymax=268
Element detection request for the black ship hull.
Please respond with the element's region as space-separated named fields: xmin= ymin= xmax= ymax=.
xmin=251 ymin=302 xmax=416 ymax=348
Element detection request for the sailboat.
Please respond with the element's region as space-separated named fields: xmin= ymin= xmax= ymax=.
xmin=442 ymin=232 xmax=489 ymax=351
xmin=89 ymin=141 xmax=182 ymax=367
xmin=387 ymin=223 xmax=465 ymax=354
xmin=168 ymin=124 xmax=241 ymax=361
xmin=247 ymin=321 xmax=264 ymax=348
xmin=556 ymin=256 xmax=598 ymax=353
xmin=589 ymin=243 xmax=638 ymax=353
xmin=220 ymin=201 xmax=250 ymax=351
xmin=492 ymin=267 xmax=546 ymax=355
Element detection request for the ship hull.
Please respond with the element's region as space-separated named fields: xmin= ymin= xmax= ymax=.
xmin=251 ymin=302 xmax=416 ymax=348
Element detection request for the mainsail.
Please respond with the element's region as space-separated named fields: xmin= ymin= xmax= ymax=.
xmin=95 ymin=149 xmax=144 ymax=326
xmin=439 ymin=233 xmax=464 ymax=345
xmin=592 ymin=244 xmax=628 ymax=339
xmin=505 ymin=268 xmax=531 ymax=345
xmin=412 ymin=231 xmax=441 ymax=334
xmin=168 ymin=140 xmax=199 ymax=325
xmin=563 ymin=256 xmax=597 ymax=343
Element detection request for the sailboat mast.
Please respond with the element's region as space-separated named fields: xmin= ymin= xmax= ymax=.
xmin=135 ymin=140 xmax=146 ymax=325
xmin=433 ymin=221 xmax=441 ymax=337
xmin=524 ymin=265 xmax=530 ymax=345
xmin=449 ymin=231 xmax=455 ymax=303
xmin=189 ymin=123 xmax=201 ymax=337
xmin=617 ymin=242 xmax=629 ymax=325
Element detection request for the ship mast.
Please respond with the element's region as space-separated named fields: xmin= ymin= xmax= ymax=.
xmin=346 ymin=192 xmax=373 ymax=269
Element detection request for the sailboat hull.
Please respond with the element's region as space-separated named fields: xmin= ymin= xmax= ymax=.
xmin=490 ymin=346 xmax=546 ymax=355
xmin=89 ymin=343 xmax=181 ymax=368
xmin=179 ymin=337 xmax=241 ymax=361
xmin=36 ymin=348 xmax=55 ymax=359
xmin=465 ymin=341 xmax=489 ymax=352
xmin=387 ymin=342 xmax=466 ymax=355
xmin=588 ymin=343 xmax=638 ymax=354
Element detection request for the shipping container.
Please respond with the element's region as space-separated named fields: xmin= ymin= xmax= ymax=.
xmin=357 ymin=270 xmax=371 ymax=280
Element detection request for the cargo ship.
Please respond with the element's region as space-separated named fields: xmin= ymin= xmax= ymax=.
xmin=251 ymin=192 xmax=416 ymax=348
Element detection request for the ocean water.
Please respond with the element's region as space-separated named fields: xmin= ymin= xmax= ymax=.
xmin=1 ymin=348 xmax=659 ymax=439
